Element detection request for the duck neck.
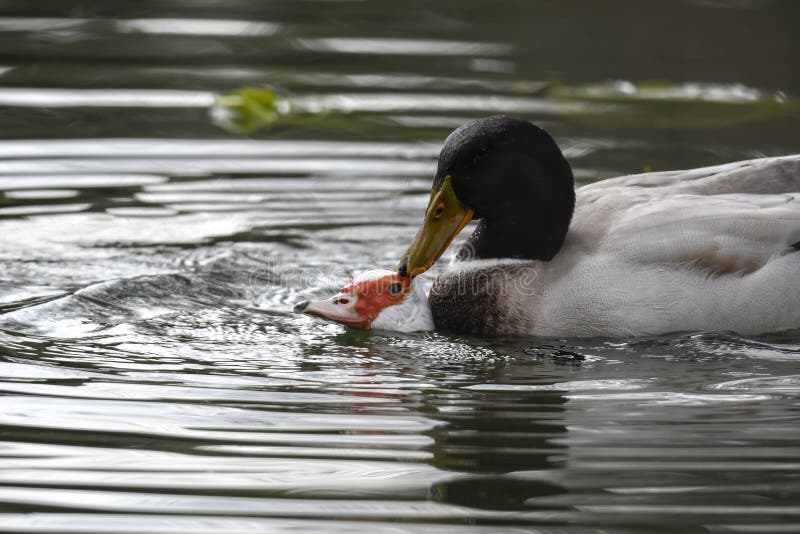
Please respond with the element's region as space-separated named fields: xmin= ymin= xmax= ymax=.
xmin=458 ymin=194 xmax=574 ymax=262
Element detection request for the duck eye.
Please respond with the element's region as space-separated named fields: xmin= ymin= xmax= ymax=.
xmin=387 ymin=282 xmax=403 ymax=295
xmin=336 ymin=297 xmax=350 ymax=305
xmin=432 ymin=203 xmax=445 ymax=219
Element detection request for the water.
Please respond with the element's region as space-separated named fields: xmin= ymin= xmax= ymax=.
xmin=1 ymin=1 xmax=800 ymax=532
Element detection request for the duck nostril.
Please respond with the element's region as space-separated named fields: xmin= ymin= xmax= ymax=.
xmin=398 ymin=258 xmax=408 ymax=277
xmin=293 ymin=300 xmax=310 ymax=313
xmin=336 ymin=298 xmax=350 ymax=305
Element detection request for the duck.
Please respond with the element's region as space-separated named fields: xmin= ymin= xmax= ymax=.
xmin=385 ymin=115 xmax=800 ymax=337
xmin=294 ymin=269 xmax=434 ymax=332
xmin=294 ymin=116 xmax=800 ymax=337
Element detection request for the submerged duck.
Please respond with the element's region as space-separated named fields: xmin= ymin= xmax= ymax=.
xmin=389 ymin=115 xmax=800 ymax=337
xmin=294 ymin=270 xmax=433 ymax=332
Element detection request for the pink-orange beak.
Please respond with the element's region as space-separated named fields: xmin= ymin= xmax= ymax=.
xmin=294 ymin=292 xmax=371 ymax=329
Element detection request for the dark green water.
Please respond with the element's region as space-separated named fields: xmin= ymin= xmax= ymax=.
xmin=1 ymin=1 xmax=800 ymax=532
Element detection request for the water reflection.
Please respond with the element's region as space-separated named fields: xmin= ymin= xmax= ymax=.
xmin=117 ymin=18 xmax=280 ymax=37
xmin=293 ymin=37 xmax=511 ymax=56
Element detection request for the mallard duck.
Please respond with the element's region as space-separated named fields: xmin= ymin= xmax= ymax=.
xmin=390 ymin=115 xmax=800 ymax=337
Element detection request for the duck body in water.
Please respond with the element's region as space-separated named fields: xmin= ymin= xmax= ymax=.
xmin=396 ymin=116 xmax=800 ymax=337
xmin=296 ymin=116 xmax=800 ymax=337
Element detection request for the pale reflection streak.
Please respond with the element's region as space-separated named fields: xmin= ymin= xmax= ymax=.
xmin=0 ymin=174 xmax=166 ymax=190
xmin=0 ymin=139 xmax=441 ymax=159
xmin=0 ymin=17 xmax=87 ymax=31
xmin=116 ymin=18 xmax=279 ymax=37
xmin=2 ymin=189 xmax=80 ymax=199
xmin=0 ymin=17 xmax=279 ymax=37
xmin=0 ymin=203 xmax=91 ymax=216
xmin=293 ymin=93 xmax=599 ymax=115
xmin=293 ymin=37 xmax=511 ymax=56
xmin=0 ymin=88 xmax=596 ymax=116
xmin=0 ymin=158 xmax=434 ymax=176
xmin=0 ymin=487 xmax=533 ymax=521
xmin=576 ymin=80 xmax=765 ymax=103
xmin=0 ymin=88 xmax=214 ymax=108
xmin=0 ymin=515 xmax=546 ymax=534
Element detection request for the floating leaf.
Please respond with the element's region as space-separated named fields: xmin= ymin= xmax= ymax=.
xmin=211 ymin=86 xmax=288 ymax=134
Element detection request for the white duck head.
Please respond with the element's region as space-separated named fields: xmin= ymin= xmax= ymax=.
xmin=293 ymin=269 xmax=433 ymax=332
